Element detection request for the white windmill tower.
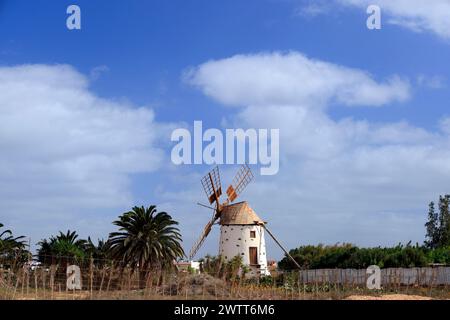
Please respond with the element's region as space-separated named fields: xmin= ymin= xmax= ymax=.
xmin=189 ymin=165 xmax=301 ymax=277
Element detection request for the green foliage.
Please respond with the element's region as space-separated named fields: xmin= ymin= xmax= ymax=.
xmin=278 ymin=243 xmax=447 ymax=270
xmin=186 ymin=265 xmax=196 ymax=274
xmin=85 ymin=237 xmax=111 ymax=266
xmin=279 ymin=194 xmax=450 ymax=270
xmin=425 ymin=195 xmax=450 ymax=248
xmin=424 ymin=246 xmax=450 ymax=264
xmin=108 ymin=205 xmax=184 ymax=271
xmin=37 ymin=230 xmax=87 ymax=265
xmin=0 ymin=223 xmax=28 ymax=265
xmin=259 ymin=276 xmax=274 ymax=286
xmin=200 ymin=254 xmax=246 ymax=280
xmin=383 ymin=245 xmax=428 ymax=268
xmin=199 ymin=254 xmax=224 ymax=275
xmin=33 ymin=205 xmax=184 ymax=272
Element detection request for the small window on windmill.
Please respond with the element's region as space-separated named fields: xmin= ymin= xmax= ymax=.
xmin=250 ymin=231 xmax=256 ymax=238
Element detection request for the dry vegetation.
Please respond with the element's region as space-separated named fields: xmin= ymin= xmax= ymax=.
xmin=1 ymin=269 xmax=449 ymax=300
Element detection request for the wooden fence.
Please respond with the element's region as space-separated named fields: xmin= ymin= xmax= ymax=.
xmin=297 ymin=267 xmax=450 ymax=286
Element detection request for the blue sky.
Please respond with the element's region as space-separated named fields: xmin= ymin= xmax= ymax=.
xmin=1 ymin=0 xmax=450 ymax=259
xmin=2 ymin=1 xmax=449 ymax=126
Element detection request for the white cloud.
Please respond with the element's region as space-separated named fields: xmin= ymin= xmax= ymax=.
xmin=0 ymin=64 xmax=166 ymax=242
xmin=439 ymin=117 xmax=450 ymax=134
xmin=90 ymin=65 xmax=109 ymax=80
xmin=185 ymin=52 xmax=410 ymax=108
xmin=186 ymin=52 xmax=450 ymax=253
xmin=294 ymin=1 xmax=332 ymax=17
xmin=337 ymin=0 xmax=450 ymax=39
xmin=416 ymin=74 xmax=446 ymax=89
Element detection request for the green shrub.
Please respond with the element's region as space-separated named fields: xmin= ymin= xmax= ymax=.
xmin=278 ymin=243 xmax=449 ymax=270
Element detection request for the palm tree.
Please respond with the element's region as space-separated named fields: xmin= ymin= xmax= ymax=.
xmin=0 ymin=223 xmax=27 ymax=253
xmin=85 ymin=237 xmax=111 ymax=266
xmin=0 ymin=223 xmax=28 ymax=266
xmin=37 ymin=230 xmax=87 ymax=265
xmin=199 ymin=254 xmax=226 ymax=277
xmin=108 ymin=205 xmax=185 ymax=272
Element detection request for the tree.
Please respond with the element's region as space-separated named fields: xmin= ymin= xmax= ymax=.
xmin=0 ymin=223 xmax=28 ymax=263
xmin=438 ymin=195 xmax=450 ymax=246
xmin=425 ymin=195 xmax=450 ymax=248
xmin=85 ymin=237 xmax=111 ymax=267
xmin=278 ymin=243 xmax=434 ymax=270
xmin=199 ymin=255 xmax=225 ymax=276
xmin=37 ymin=230 xmax=87 ymax=265
xmin=425 ymin=201 xmax=439 ymax=248
xmin=108 ymin=205 xmax=184 ymax=272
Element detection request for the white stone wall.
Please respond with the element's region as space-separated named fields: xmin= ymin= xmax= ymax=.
xmin=218 ymin=224 xmax=270 ymax=277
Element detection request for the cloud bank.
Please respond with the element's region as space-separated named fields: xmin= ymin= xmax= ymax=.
xmin=0 ymin=64 xmax=166 ymax=241
xmin=186 ymin=52 xmax=410 ymax=108
xmin=187 ymin=52 xmax=450 ymax=250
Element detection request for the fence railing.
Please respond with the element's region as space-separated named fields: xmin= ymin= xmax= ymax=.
xmin=296 ymin=267 xmax=450 ymax=286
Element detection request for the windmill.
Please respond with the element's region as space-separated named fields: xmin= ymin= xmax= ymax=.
xmin=189 ymin=165 xmax=301 ymax=277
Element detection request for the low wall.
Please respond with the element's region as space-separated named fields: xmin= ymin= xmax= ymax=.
xmin=296 ymin=267 xmax=450 ymax=286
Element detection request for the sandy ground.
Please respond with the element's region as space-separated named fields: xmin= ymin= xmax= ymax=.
xmin=345 ymin=294 xmax=433 ymax=300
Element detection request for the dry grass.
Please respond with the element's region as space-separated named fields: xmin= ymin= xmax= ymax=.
xmin=2 ymin=271 xmax=449 ymax=300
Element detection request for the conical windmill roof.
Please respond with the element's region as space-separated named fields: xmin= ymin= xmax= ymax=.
xmin=219 ymin=201 xmax=265 ymax=225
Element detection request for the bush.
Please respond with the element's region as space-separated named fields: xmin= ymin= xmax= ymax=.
xmin=278 ymin=243 xmax=449 ymax=270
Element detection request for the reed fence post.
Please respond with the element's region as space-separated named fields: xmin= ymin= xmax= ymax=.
xmin=99 ymin=267 xmax=106 ymax=294
xmin=34 ymin=271 xmax=38 ymax=299
xmin=184 ymin=274 xmax=188 ymax=300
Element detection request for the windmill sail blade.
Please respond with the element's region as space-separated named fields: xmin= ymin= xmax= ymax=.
xmin=201 ymin=166 xmax=222 ymax=205
xmin=189 ymin=218 xmax=216 ymax=260
xmin=226 ymin=164 xmax=253 ymax=203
